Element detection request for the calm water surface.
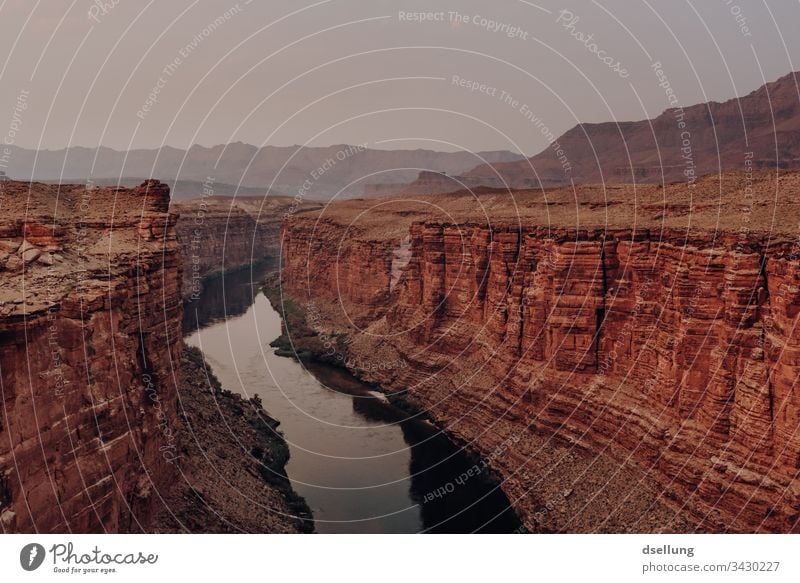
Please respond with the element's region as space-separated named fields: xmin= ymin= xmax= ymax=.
xmin=184 ymin=266 xmax=520 ymax=533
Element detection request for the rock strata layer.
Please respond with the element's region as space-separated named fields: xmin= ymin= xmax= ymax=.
xmin=278 ymin=173 xmax=800 ymax=533
xmin=173 ymin=195 xmax=321 ymax=297
xmin=0 ymin=180 xmax=181 ymax=533
xmin=0 ymin=180 xmax=312 ymax=533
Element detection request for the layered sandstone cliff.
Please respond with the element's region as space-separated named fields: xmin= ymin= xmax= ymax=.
xmin=173 ymin=195 xmax=321 ymax=297
xmin=0 ymin=180 xmax=311 ymax=534
xmin=278 ymin=171 xmax=800 ymax=533
xmin=0 ymin=180 xmax=181 ymax=533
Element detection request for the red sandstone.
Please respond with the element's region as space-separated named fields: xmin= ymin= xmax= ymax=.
xmin=0 ymin=180 xmax=181 ymax=533
xmin=279 ymin=171 xmax=800 ymax=533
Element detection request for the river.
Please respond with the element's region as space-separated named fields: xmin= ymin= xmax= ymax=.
xmin=183 ymin=264 xmax=520 ymax=533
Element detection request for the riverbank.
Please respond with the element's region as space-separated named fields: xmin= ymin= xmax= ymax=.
xmin=266 ymin=267 xmax=693 ymax=533
xmin=153 ymin=346 xmax=314 ymax=533
xmin=263 ymin=274 xmax=432 ymax=418
xmin=276 ymin=178 xmax=800 ymax=533
xmin=262 ymin=275 xmax=522 ymax=532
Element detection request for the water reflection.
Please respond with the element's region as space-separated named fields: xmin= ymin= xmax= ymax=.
xmin=304 ymin=361 xmax=521 ymax=533
xmin=185 ymin=268 xmax=520 ymax=533
xmin=182 ymin=260 xmax=275 ymax=335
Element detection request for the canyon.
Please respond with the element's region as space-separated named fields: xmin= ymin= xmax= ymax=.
xmin=173 ymin=194 xmax=320 ymax=296
xmin=278 ymin=170 xmax=800 ymax=533
xmin=0 ymin=179 xmax=308 ymax=533
xmin=3 ymin=167 xmax=798 ymax=533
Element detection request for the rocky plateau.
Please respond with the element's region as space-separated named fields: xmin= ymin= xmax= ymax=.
xmin=278 ymin=170 xmax=800 ymax=533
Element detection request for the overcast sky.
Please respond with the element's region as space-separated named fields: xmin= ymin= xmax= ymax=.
xmin=1 ymin=0 xmax=798 ymax=156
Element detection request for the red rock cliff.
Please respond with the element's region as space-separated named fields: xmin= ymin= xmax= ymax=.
xmin=0 ymin=180 xmax=182 ymax=533
xmin=279 ymin=178 xmax=800 ymax=533
xmin=173 ymin=195 xmax=321 ymax=297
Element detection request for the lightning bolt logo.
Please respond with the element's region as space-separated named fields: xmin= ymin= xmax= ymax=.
xmin=20 ymin=543 xmax=46 ymax=571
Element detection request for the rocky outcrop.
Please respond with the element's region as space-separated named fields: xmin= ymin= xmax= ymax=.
xmin=278 ymin=183 xmax=800 ymax=533
xmin=0 ymin=180 xmax=182 ymax=533
xmin=0 ymin=180 xmax=313 ymax=534
xmin=154 ymin=347 xmax=313 ymax=533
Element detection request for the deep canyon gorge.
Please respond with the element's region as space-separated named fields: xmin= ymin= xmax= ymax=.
xmin=0 ymin=180 xmax=309 ymax=533
xmin=5 ymin=13 xmax=800 ymax=583
xmin=278 ymin=171 xmax=800 ymax=533
xmin=184 ymin=264 xmax=520 ymax=533
xmin=2 ymin=167 xmax=800 ymax=533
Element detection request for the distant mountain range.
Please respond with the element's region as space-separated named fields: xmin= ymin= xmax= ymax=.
xmin=465 ymin=71 xmax=800 ymax=188
xmin=3 ymin=143 xmax=523 ymax=201
xmin=7 ymin=71 xmax=798 ymax=200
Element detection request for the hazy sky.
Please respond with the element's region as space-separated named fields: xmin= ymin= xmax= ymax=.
xmin=1 ymin=0 xmax=798 ymax=156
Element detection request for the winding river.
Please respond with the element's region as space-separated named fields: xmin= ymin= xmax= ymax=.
xmin=184 ymin=264 xmax=519 ymax=533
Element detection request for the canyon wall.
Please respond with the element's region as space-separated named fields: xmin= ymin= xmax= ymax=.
xmin=280 ymin=216 xmax=800 ymax=533
xmin=0 ymin=180 xmax=182 ymax=533
xmin=174 ymin=196 xmax=320 ymax=297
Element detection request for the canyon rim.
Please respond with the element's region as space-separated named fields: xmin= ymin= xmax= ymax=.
xmin=2 ymin=4 xmax=800 ymax=581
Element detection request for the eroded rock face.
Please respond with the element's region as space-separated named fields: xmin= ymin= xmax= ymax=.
xmin=153 ymin=347 xmax=313 ymax=534
xmin=173 ymin=196 xmax=321 ymax=298
xmin=0 ymin=180 xmax=182 ymax=533
xmin=280 ymin=216 xmax=800 ymax=533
